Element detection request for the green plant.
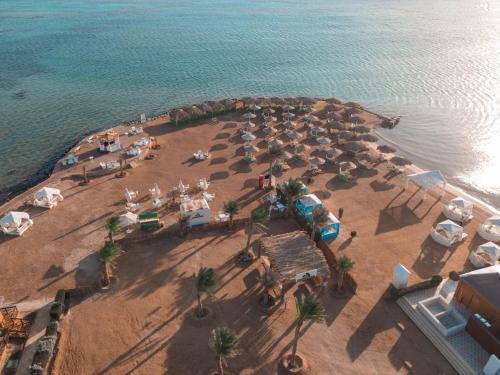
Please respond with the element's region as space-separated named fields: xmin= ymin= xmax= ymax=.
xmin=195 ymin=267 xmax=217 ymax=317
xmin=244 ymin=207 xmax=268 ymax=257
xmin=49 ymin=303 xmax=64 ymax=321
xmin=338 ymin=172 xmax=352 ymax=181
xmin=337 ymin=256 xmax=355 ymax=292
xmin=267 ymin=144 xmax=283 ymax=187
xmin=272 ymin=159 xmax=283 ymax=172
xmin=243 ymin=154 xmax=254 ymax=163
xmin=282 ymin=178 xmax=304 ymax=214
xmin=209 ymin=326 xmax=239 ymax=375
xmin=290 ymin=295 xmax=325 ymax=368
xmin=223 ymin=201 xmax=240 ymax=228
xmin=104 ymin=216 xmax=120 ymax=243
xmin=310 ymin=206 xmax=330 ymax=240
xmin=259 ymin=268 xmax=278 ymax=306
xmin=100 ymin=241 xmax=120 ymax=264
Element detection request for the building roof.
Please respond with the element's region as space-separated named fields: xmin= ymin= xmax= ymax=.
xmin=181 ymin=198 xmax=209 ymax=213
xmin=260 ymin=231 xmax=330 ymax=282
xmin=97 ymin=131 xmax=119 ymax=141
xmin=460 ymin=264 xmax=500 ymax=310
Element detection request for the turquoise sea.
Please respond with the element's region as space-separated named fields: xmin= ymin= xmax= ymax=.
xmin=1 ymin=0 xmax=499 ymax=207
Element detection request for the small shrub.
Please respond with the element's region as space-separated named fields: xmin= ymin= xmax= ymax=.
xmin=449 ymin=271 xmax=460 ymax=281
xmin=49 ymin=302 xmax=64 ymax=321
xmin=55 ymin=289 xmax=66 ymax=304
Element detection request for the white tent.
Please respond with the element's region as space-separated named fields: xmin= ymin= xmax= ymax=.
xmin=0 ymin=211 xmax=33 ymax=236
xmin=478 ymin=215 xmax=500 ymax=242
xmin=469 ymin=242 xmax=500 ymax=268
xmin=119 ymin=212 xmax=138 ymax=228
xmin=33 ymin=187 xmax=64 ymax=209
xmin=443 ymin=197 xmax=473 ymax=223
xmin=430 ymin=219 xmax=467 ymax=247
xmin=406 ymin=170 xmax=447 ymax=199
xmin=180 ymin=198 xmax=211 ymax=227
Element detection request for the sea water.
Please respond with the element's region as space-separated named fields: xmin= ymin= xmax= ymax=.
xmin=1 ymin=0 xmax=499 ymax=207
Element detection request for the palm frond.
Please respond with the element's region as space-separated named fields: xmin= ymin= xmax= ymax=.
xmin=250 ymin=207 xmax=268 ymax=224
xmin=295 ymin=294 xmax=325 ymax=323
xmin=196 ymin=267 xmax=217 ymax=295
xmin=100 ymin=241 xmax=120 ymax=263
xmin=209 ymin=326 xmax=239 ymax=358
xmin=105 ymin=216 xmax=120 ymax=234
xmin=338 ymin=255 xmax=355 ymax=271
xmin=223 ymin=200 xmax=240 ymax=215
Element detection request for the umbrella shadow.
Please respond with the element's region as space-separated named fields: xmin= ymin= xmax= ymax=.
xmin=210 ymin=143 xmax=228 ymax=152
xmin=369 ymin=179 xmax=395 ymax=192
xmin=209 ymin=171 xmax=230 ymax=181
xmin=210 ymin=157 xmax=228 ymax=165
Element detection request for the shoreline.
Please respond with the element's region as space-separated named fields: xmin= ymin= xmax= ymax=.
xmin=1 ymin=96 xmax=497 ymax=217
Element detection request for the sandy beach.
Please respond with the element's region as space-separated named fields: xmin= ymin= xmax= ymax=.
xmin=0 ymin=98 xmax=495 ymax=374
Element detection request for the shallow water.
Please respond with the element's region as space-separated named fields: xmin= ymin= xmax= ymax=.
xmin=1 ymin=0 xmax=499 ymax=207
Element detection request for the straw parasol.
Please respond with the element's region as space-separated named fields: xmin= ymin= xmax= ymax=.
xmin=352 ymin=125 xmax=370 ymax=133
xmin=324 ymin=103 xmax=338 ymax=112
xmin=316 ymin=137 xmax=331 ymax=145
xmin=242 ymin=112 xmax=256 ymax=120
xmin=310 ymin=126 xmax=325 ymax=136
xmin=170 ymin=108 xmax=190 ymax=122
xmin=325 ymin=147 xmax=343 ymax=159
xmin=345 ymin=107 xmax=362 ymax=116
xmin=390 ymin=156 xmax=413 ymax=166
xmin=326 ymin=112 xmax=341 ymax=121
xmin=281 ymin=151 xmax=294 ymax=160
xmin=285 ymin=130 xmax=303 ymax=140
xmin=377 ymin=144 xmax=397 ymax=154
xmin=339 ymin=161 xmax=357 ymax=172
xmin=304 ymin=114 xmax=319 ymax=123
xmin=283 ymin=105 xmax=295 ymax=112
xmin=283 ymin=112 xmax=295 ymax=119
xmin=350 ymin=116 xmax=365 ymax=124
xmin=356 ymin=151 xmax=381 ymax=164
xmin=188 ymin=106 xmax=205 ymax=117
xmin=268 ymin=139 xmax=284 ymax=149
xmin=298 ymin=97 xmax=317 ymax=105
xmin=207 ymin=101 xmax=225 ymax=112
xmin=249 ymin=104 xmax=261 ymax=113
xmin=200 ymin=102 xmax=213 ymax=114
xmin=244 ymin=143 xmax=260 ymax=154
xmin=263 ymin=107 xmax=276 ymax=115
xmin=358 ymin=133 xmax=379 ymax=143
xmin=294 ymin=143 xmax=311 ymax=154
xmin=283 ymin=120 xmax=297 ymax=129
xmin=262 ymin=126 xmax=278 ymax=136
xmin=242 ymin=121 xmax=256 ymax=129
xmin=344 ymin=141 xmax=367 ymax=154
xmin=309 ymin=156 xmax=326 ymax=165
xmin=241 ymin=132 xmax=256 ymax=141
xmin=327 ymin=121 xmax=344 ymax=131
xmin=338 ymin=130 xmax=355 ymax=141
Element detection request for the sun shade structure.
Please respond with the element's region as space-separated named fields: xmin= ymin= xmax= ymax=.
xmin=325 ymin=147 xmax=343 ymax=161
xmin=260 ymin=231 xmax=330 ymax=284
xmin=243 ymin=143 xmax=260 ymax=154
xmin=0 ymin=211 xmax=33 ymax=236
xmin=406 ymin=170 xmax=447 ymax=199
xmin=262 ymin=126 xmax=277 ymax=135
xmin=283 ymin=120 xmax=297 ymax=129
xmin=241 ymin=132 xmax=256 ymax=141
xmin=358 ymin=134 xmax=379 ymax=143
xmin=242 ymin=120 xmax=256 ymax=129
xmin=242 ymin=112 xmax=256 ymax=120
xmin=284 ymin=130 xmax=302 ymax=140
xmin=339 ymin=161 xmax=357 ymax=172
xmin=33 ymin=187 xmax=63 ymax=209
xmin=304 ymin=114 xmax=319 ymax=123
xmin=352 ymin=125 xmax=370 ymax=133
xmin=283 ymin=112 xmax=295 ymax=119
xmin=248 ymin=104 xmax=261 ymax=112
xmin=119 ymin=212 xmax=138 ymax=228
xmin=469 ymin=242 xmax=500 ymax=268
xmin=180 ymin=198 xmax=211 ymax=227
xmin=478 ymin=216 xmax=500 ymax=242
xmin=443 ymin=197 xmax=473 ymax=222
xmin=308 ymin=156 xmax=326 ymax=166
xmin=294 ymin=143 xmax=311 ymax=154
xmin=316 ymin=136 xmax=331 ymax=145
xmin=98 ymin=131 xmax=121 ymax=153
xmin=431 ymin=220 xmax=467 ymax=247
xmin=377 ymin=144 xmax=397 ymax=154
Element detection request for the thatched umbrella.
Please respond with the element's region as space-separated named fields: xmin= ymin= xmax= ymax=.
xmin=350 ymin=116 xmax=365 ymax=124
xmin=327 ymin=112 xmax=342 ymax=122
xmin=339 ymin=161 xmax=357 ymax=172
xmin=356 ymin=151 xmax=381 ymax=164
xmin=338 ymin=130 xmax=355 ymax=141
xmin=285 ymin=130 xmax=302 ymax=140
xmin=358 ymin=133 xmax=379 ymax=143
xmin=327 ymin=121 xmax=344 ymax=131
xmin=200 ymin=102 xmax=213 ymax=114
xmin=242 ymin=112 xmax=256 ymax=120
xmin=207 ymin=101 xmax=225 ymax=112
xmin=242 ymin=121 xmax=256 ymax=129
xmin=294 ymin=143 xmax=311 ymax=154
xmin=262 ymin=126 xmax=278 ymax=136
xmin=170 ymin=108 xmax=190 ymax=123
xmin=271 ymin=97 xmax=286 ymax=106
xmin=310 ymin=126 xmax=325 ymax=136
xmin=264 ymin=116 xmax=277 ymax=124
xmin=390 ymin=156 xmax=412 ymax=166
xmin=344 ymin=141 xmax=367 ymax=154
xmin=283 ymin=120 xmax=297 ymax=129
xmin=188 ymin=106 xmax=205 ymax=117
xmin=298 ymin=97 xmax=317 ymax=105
xmin=263 ymin=107 xmax=276 ymax=115
xmin=377 ymin=144 xmax=397 ymax=154
xmin=249 ymin=104 xmax=261 ymax=113
xmin=281 ymin=151 xmax=294 ymax=160
xmin=316 ymin=136 xmax=331 ymax=145
xmin=222 ymin=99 xmax=235 ymax=110
xmin=309 ymin=156 xmax=326 ymax=166
xmin=324 ymin=103 xmax=338 ymax=112
xmin=345 ymin=101 xmax=362 ymax=108
xmin=345 ymin=107 xmax=362 ymax=116
xmin=241 ymin=132 xmax=256 ymax=141
xmin=304 ymin=114 xmax=319 ymax=123
xmin=353 ymin=125 xmax=370 ymax=134
xmin=244 ymin=143 xmax=260 ymax=154
xmin=325 ymin=147 xmax=343 ymax=159
xmin=283 ymin=104 xmax=295 ymax=112
xmin=283 ymin=112 xmax=295 ymax=120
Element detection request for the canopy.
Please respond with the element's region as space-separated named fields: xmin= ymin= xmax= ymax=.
xmin=436 ymin=220 xmax=463 ymax=236
xmin=283 ymin=121 xmax=297 ymax=129
xmin=34 ymin=187 xmax=62 ymax=200
xmin=316 ymin=137 xmax=331 ymax=145
xmin=241 ymin=132 xmax=256 ymax=141
xmin=119 ymin=212 xmax=138 ymax=227
xmin=431 ymin=219 xmax=466 ymax=246
xmin=0 ymin=211 xmax=30 ymax=227
xmin=285 ymin=130 xmax=302 ymax=140
xmin=469 ymin=242 xmax=500 ymax=268
xmin=485 ymin=215 xmax=500 ymax=227
xmin=406 ymin=170 xmax=446 ymax=199
xmin=242 ymin=112 xmax=256 ymax=120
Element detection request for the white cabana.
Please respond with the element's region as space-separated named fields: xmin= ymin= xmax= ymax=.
xmin=124 ymin=188 xmax=139 ymax=203
xmin=119 ymin=212 xmax=138 ymax=228
xmin=430 ymin=219 xmax=467 ymax=247
xmin=180 ymin=198 xmax=211 ymax=227
xmin=477 ymin=215 xmax=500 ymax=242
xmin=33 ymin=187 xmax=63 ymax=209
xmin=469 ymin=242 xmax=500 ymax=268
xmin=443 ymin=197 xmax=473 ymax=223
xmin=406 ymin=170 xmax=447 ymax=199
xmin=148 ymin=183 xmax=161 ymax=199
xmin=0 ymin=211 xmax=33 ymax=236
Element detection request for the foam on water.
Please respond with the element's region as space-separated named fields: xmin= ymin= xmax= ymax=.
xmin=0 ymin=0 xmax=499 ymax=206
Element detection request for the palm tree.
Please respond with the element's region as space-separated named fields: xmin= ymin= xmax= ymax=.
xmin=195 ymin=267 xmax=217 ymax=317
xmin=209 ymin=326 xmax=239 ymax=375
xmin=104 ymin=216 xmax=120 ymax=243
xmin=223 ymin=200 xmax=240 ymax=228
xmin=259 ymin=268 xmax=279 ymax=306
xmin=282 ymin=178 xmax=304 ymax=215
xmin=267 ymin=144 xmax=282 ymax=188
xmin=310 ymin=206 xmax=330 ymax=240
xmin=244 ymin=207 xmax=268 ymax=258
xmin=289 ymin=295 xmax=325 ymax=369
xmin=337 ymin=256 xmax=355 ymax=292
xmin=100 ymin=241 xmax=120 ymax=286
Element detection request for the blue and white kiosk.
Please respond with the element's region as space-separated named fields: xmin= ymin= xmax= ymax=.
xmin=295 ymin=194 xmax=322 ymax=218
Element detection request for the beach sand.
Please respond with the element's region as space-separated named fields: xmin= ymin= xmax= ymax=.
xmin=0 ymin=99 xmax=491 ymax=374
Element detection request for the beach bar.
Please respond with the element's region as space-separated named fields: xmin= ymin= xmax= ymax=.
xmin=98 ymin=131 xmax=122 ymax=153
xmin=295 ymin=194 xmax=322 ymax=218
